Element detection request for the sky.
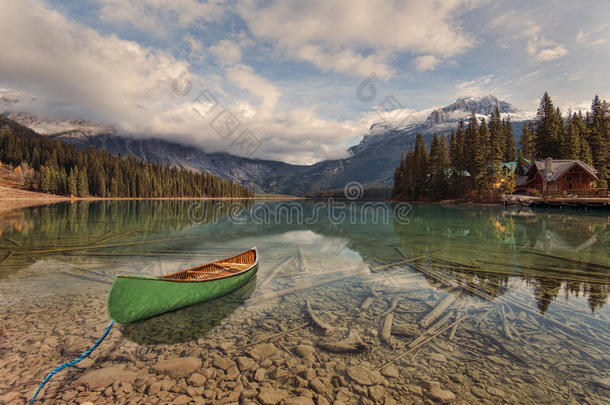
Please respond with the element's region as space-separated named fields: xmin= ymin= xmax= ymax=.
xmin=0 ymin=0 xmax=609 ymax=164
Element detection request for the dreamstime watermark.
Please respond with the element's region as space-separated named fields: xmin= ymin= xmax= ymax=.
xmin=170 ymin=68 xmax=262 ymax=157
xmin=188 ymin=182 xmax=419 ymax=226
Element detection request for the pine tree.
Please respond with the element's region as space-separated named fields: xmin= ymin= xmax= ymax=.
xmin=565 ymin=113 xmax=581 ymax=159
xmin=476 ymin=118 xmax=493 ymax=193
xmin=77 ymin=167 xmax=89 ymax=197
xmin=489 ymin=106 xmax=505 ymax=162
xmin=40 ymin=165 xmax=52 ymax=192
xmin=429 ymin=134 xmax=446 ymax=199
xmin=588 ymin=95 xmax=609 ymax=187
xmin=464 ymin=112 xmax=479 ymax=177
xmin=413 ymin=134 xmax=429 ymax=199
xmin=534 ymin=92 xmax=562 ymax=158
xmin=520 ymin=122 xmax=534 ymax=161
xmin=68 ymin=167 xmax=78 ymax=196
xmin=503 ymin=117 xmax=516 ymax=162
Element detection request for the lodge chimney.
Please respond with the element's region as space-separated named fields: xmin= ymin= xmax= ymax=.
xmin=545 ymin=157 xmax=552 ymax=174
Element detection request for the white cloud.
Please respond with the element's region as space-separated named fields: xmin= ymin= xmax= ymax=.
xmin=238 ymin=0 xmax=482 ymax=78
xmin=210 ymin=40 xmax=243 ymax=66
xmin=413 ymin=55 xmax=440 ymax=72
xmin=575 ymin=23 xmax=610 ymax=46
xmin=491 ymin=14 xmax=569 ymax=63
xmin=456 ymin=75 xmax=494 ymax=97
xmin=0 ymin=0 xmax=370 ymax=165
xmin=527 ymin=38 xmax=568 ymax=62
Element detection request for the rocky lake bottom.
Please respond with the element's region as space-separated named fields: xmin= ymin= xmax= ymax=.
xmin=0 ymin=201 xmax=609 ymax=404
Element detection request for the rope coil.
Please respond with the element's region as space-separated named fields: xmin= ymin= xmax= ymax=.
xmin=29 ymin=321 xmax=115 ymax=404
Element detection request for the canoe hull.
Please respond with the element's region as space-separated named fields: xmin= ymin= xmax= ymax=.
xmin=107 ymin=263 xmax=258 ymax=324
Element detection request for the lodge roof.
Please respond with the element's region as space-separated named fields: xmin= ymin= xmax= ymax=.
xmin=532 ymin=159 xmax=598 ymax=182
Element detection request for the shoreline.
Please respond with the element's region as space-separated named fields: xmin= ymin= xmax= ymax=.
xmin=0 ymin=186 xmax=303 ymax=215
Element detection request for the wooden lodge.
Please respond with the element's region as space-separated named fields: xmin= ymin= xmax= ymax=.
xmin=515 ymin=158 xmax=601 ymax=196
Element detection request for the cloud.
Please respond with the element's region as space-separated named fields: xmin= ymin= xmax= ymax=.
xmin=491 ymin=14 xmax=569 ymax=63
xmin=413 ymin=55 xmax=440 ymax=72
xmin=0 ymin=0 xmax=192 ymax=123
xmin=576 ymin=23 xmax=610 ymax=46
xmin=456 ymin=75 xmax=494 ymax=97
xmin=527 ymin=38 xmax=568 ymax=62
xmin=96 ymin=0 xmax=225 ymax=33
xmin=210 ymin=40 xmax=243 ymax=66
xmin=0 ymin=0 xmax=370 ymax=165
xmin=238 ymin=0 xmax=482 ymax=78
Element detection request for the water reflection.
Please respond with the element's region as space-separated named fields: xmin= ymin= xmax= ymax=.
xmin=1 ymin=201 xmax=609 ymax=404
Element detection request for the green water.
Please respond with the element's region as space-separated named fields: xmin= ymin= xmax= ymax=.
xmin=0 ymin=201 xmax=608 ymax=404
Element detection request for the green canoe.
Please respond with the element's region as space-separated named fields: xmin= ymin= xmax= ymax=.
xmin=107 ymin=247 xmax=258 ymax=323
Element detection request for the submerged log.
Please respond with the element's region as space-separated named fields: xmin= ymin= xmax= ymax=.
xmin=380 ymin=314 xmax=394 ymax=346
xmin=297 ymin=246 xmax=311 ymax=272
xmin=360 ymin=296 xmax=374 ymax=310
xmin=371 ymin=256 xmax=427 ymax=273
xmin=380 ymin=298 xmax=399 ymax=317
xmin=306 ymin=300 xmax=336 ymax=334
xmin=391 ymin=323 xmax=420 ymax=338
xmin=376 ymin=315 xmax=468 ymax=371
xmin=258 ymin=255 xmax=294 ymax=289
xmin=419 ymin=292 xmax=459 ymax=328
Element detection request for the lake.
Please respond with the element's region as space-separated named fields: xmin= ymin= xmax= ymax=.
xmin=0 ymin=200 xmax=608 ymax=404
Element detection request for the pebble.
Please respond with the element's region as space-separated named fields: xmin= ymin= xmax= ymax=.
xmin=187 ymin=373 xmax=206 ymax=387
xmin=173 ymin=394 xmax=191 ymax=404
xmin=76 ymin=365 xmax=137 ymax=388
xmin=346 ymin=365 xmax=384 ymax=386
xmin=237 ymin=356 xmax=255 ymax=371
xmin=380 ymin=364 xmax=399 ymax=378
xmin=295 ymin=345 xmax=316 ymax=358
xmin=368 ymin=385 xmax=386 ymax=402
xmin=258 ymin=387 xmax=288 ymax=405
xmin=424 ymin=380 xmax=456 ymax=403
xmin=249 ymin=343 xmax=277 ymax=360
xmin=213 ymin=357 xmax=236 ymax=371
xmin=428 ymin=386 xmax=456 ymax=403
xmin=254 ymin=368 xmax=267 ymax=382
xmin=153 ymin=357 xmax=202 ymax=378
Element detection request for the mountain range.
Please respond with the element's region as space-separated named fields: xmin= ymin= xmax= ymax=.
xmin=2 ymin=96 xmax=532 ymax=195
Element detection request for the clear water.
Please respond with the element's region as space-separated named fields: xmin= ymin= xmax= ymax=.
xmin=0 ymin=201 xmax=608 ymax=404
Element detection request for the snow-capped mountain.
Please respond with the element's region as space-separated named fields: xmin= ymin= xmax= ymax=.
xmin=350 ymin=95 xmax=531 ymax=155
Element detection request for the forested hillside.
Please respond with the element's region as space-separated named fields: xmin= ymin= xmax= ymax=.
xmin=0 ymin=116 xmax=253 ymax=198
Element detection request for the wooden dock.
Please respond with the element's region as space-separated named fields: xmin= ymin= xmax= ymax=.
xmin=502 ymin=194 xmax=609 ymax=209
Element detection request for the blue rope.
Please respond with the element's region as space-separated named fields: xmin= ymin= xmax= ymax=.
xmin=29 ymin=321 xmax=115 ymax=404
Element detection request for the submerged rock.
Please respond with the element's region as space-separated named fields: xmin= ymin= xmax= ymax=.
xmin=249 ymin=343 xmax=277 ymax=360
xmin=153 ymin=357 xmax=202 ymax=378
xmin=76 ymin=365 xmax=137 ymax=388
xmin=295 ymin=344 xmax=315 ymax=358
xmin=347 ymin=365 xmax=384 ymax=386
xmin=258 ymin=387 xmax=288 ymax=405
